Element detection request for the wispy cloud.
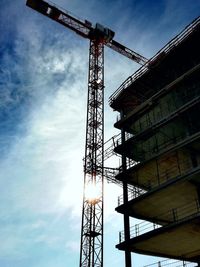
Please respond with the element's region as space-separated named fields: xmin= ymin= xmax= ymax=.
xmin=0 ymin=2 xmax=89 ymax=262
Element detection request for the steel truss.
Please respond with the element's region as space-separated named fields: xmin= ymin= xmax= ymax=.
xmin=80 ymin=40 xmax=104 ymax=267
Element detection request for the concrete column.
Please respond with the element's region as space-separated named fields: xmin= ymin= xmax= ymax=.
xmin=121 ymin=123 xmax=132 ymax=267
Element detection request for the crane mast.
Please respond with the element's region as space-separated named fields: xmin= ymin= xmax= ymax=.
xmin=80 ymin=39 xmax=104 ymax=267
xmin=26 ymin=1 xmax=148 ymax=266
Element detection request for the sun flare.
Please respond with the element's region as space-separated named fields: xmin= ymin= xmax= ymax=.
xmin=85 ymin=183 xmax=100 ymax=204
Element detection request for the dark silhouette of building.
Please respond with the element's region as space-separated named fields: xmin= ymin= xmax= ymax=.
xmin=109 ymin=16 xmax=200 ymax=267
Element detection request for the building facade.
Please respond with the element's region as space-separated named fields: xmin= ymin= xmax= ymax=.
xmin=109 ymin=17 xmax=200 ymax=267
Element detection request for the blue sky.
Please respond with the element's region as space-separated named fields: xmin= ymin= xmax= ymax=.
xmin=0 ymin=0 xmax=199 ymax=267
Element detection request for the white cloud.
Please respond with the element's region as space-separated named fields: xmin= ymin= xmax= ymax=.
xmin=65 ymin=240 xmax=80 ymax=253
xmin=0 ymin=83 xmax=86 ymax=214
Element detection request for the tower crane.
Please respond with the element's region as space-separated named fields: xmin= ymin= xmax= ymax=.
xmin=26 ymin=1 xmax=148 ymax=266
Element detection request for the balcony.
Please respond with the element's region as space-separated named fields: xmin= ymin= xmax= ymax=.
xmin=117 ymin=158 xmax=200 ymax=206
xmin=117 ymin=200 xmax=200 ymax=262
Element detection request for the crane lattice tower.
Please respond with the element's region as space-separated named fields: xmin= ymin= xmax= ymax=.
xmin=26 ymin=1 xmax=147 ymax=266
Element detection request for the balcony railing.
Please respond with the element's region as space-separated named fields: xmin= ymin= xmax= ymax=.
xmin=119 ymin=199 xmax=200 ymax=242
xmin=117 ymin=187 xmax=147 ymax=206
xmin=109 ymin=16 xmax=200 ymax=106
xmin=121 ymin=94 xmax=200 ymax=137
xmin=143 ymin=259 xmax=197 ymax=267
xmin=117 ymin=158 xmax=195 ymax=206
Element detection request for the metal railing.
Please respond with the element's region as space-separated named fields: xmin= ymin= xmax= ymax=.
xmin=114 ymin=132 xmax=134 ymax=147
xmin=115 ymin=131 xmax=186 ymax=165
xmin=117 ymin=186 xmax=147 ymax=206
xmin=127 ymin=157 xmax=192 ymax=198
xmin=109 ymin=16 xmax=200 ymax=106
xmin=117 ymin=156 xmax=200 ymax=208
xmin=117 ymin=154 xmax=198 ymax=207
xmin=119 ymin=199 xmax=200 ymax=242
xmin=103 ymin=133 xmax=121 ymax=161
xmin=143 ymin=259 xmax=197 ymax=267
xmin=122 ymin=94 xmax=200 ymax=137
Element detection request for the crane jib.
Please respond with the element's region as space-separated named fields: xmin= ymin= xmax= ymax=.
xmin=26 ymin=0 xmax=92 ymax=38
xmin=26 ymin=0 xmax=147 ymax=64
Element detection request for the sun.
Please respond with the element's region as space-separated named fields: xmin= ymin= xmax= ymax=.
xmin=85 ymin=182 xmax=100 ymax=204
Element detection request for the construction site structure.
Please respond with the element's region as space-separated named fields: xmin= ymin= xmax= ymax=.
xmin=25 ymin=1 xmax=148 ymax=266
xmin=109 ymin=16 xmax=200 ymax=267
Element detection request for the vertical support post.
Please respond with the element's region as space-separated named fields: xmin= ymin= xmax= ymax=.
xmin=80 ymin=40 xmax=104 ymax=267
xmin=121 ymin=120 xmax=132 ymax=267
xmin=155 ymin=158 xmax=160 ymax=185
xmin=190 ymin=151 xmax=198 ymax=168
xmin=196 ymin=187 xmax=200 ymax=207
xmin=176 ymin=150 xmax=181 ymax=176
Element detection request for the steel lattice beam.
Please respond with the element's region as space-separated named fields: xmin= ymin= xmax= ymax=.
xmin=80 ymin=40 xmax=104 ymax=267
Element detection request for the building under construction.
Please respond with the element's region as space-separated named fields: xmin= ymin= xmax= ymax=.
xmin=109 ymin=17 xmax=200 ymax=267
